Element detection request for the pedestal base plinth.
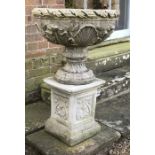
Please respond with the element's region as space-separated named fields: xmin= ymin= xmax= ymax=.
xmin=44 ymin=77 xmax=105 ymax=146
xmin=45 ymin=118 xmax=101 ymax=146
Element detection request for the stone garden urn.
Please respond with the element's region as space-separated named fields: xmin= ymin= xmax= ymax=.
xmin=32 ymin=8 xmax=119 ymax=146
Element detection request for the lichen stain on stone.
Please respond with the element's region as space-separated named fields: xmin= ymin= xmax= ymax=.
xmin=115 ymin=90 xmax=118 ymax=93
xmin=113 ymin=77 xmax=125 ymax=82
xmin=102 ymin=60 xmax=107 ymax=65
xmin=95 ymin=62 xmax=98 ymax=66
xmin=107 ymin=57 xmax=110 ymax=61
xmin=123 ymin=54 xmax=130 ymax=60
xmin=127 ymin=126 xmax=130 ymax=130
xmin=99 ymin=120 xmax=123 ymax=131
xmin=66 ymin=139 xmax=96 ymax=153
xmin=123 ymin=83 xmax=126 ymax=87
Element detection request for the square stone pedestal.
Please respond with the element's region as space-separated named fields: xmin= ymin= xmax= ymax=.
xmin=43 ymin=77 xmax=105 ymax=146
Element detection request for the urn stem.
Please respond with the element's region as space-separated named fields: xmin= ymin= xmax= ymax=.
xmin=55 ymin=47 xmax=95 ymax=85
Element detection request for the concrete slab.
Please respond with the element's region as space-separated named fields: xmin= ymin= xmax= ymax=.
xmin=96 ymin=93 xmax=130 ymax=136
xmin=25 ymin=101 xmax=50 ymax=135
xmin=26 ymin=124 xmax=121 ymax=155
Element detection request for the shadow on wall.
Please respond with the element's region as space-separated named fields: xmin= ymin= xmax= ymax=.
xmin=93 ymin=0 xmax=109 ymax=9
xmin=65 ymin=0 xmax=109 ymax=9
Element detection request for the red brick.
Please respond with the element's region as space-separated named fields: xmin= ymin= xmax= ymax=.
xmin=43 ymin=0 xmax=48 ymax=5
xmin=25 ymin=0 xmax=42 ymax=6
xmin=25 ymin=0 xmax=65 ymax=57
xmin=56 ymin=0 xmax=64 ymax=4
xmin=38 ymin=41 xmax=48 ymax=49
xmin=25 ymin=24 xmax=38 ymax=34
xmin=47 ymin=4 xmax=65 ymax=8
xmin=47 ymin=0 xmax=57 ymax=5
xmin=25 ymin=15 xmax=32 ymax=24
xmin=26 ymin=41 xmax=48 ymax=51
xmin=48 ymin=42 xmax=60 ymax=48
xmin=25 ymin=6 xmax=36 ymax=16
xmin=27 ymin=42 xmax=38 ymax=51
xmin=26 ymin=34 xmax=43 ymax=42
xmin=26 ymin=50 xmax=47 ymax=58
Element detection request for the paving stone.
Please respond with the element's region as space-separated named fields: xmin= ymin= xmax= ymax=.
xmin=87 ymin=52 xmax=130 ymax=75
xmin=96 ymin=93 xmax=130 ymax=136
xmin=88 ymin=41 xmax=130 ymax=60
xmin=25 ymin=101 xmax=50 ymax=135
xmin=26 ymin=124 xmax=121 ymax=155
xmin=25 ymin=93 xmax=130 ymax=155
xmin=97 ymin=137 xmax=130 ymax=155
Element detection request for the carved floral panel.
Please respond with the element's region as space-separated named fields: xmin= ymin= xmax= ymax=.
xmin=76 ymin=95 xmax=94 ymax=120
xmin=53 ymin=93 xmax=69 ymax=120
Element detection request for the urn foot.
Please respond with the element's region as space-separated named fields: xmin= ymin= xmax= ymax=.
xmin=45 ymin=118 xmax=101 ymax=146
xmin=55 ymin=68 xmax=95 ymax=85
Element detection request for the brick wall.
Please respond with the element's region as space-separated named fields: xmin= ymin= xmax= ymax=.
xmin=25 ymin=0 xmax=65 ymax=57
xmin=25 ymin=0 xmax=65 ymax=103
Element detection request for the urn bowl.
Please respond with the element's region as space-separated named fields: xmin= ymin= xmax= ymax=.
xmin=32 ymin=8 xmax=119 ymax=85
xmin=32 ymin=8 xmax=119 ymax=47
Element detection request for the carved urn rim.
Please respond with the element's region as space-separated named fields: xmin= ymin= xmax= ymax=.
xmin=32 ymin=8 xmax=119 ymax=19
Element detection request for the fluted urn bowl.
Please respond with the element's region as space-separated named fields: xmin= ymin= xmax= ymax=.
xmin=32 ymin=8 xmax=119 ymax=85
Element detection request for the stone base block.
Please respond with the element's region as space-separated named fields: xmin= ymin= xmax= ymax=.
xmin=43 ymin=77 xmax=105 ymax=146
xmin=26 ymin=124 xmax=121 ymax=155
xmin=45 ymin=118 xmax=101 ymax=146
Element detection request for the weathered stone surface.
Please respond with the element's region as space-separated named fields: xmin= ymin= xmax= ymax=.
xmin=97 ymin=136 xmax=130 ymax=155
xmin=32 ymin=8 xmax=119 ymax=85
xmin=25 ymin=89 xmax=41 ymax=104
xmin=97 ymin=66 xmax=130 ymax=103
xmin=96 ymin=93 xmax=130 ymax=136
xmin=88 ymin=42 xmax=130 ymax=60
xmin=25 ymin=93 xmax=129 ymax=154
xmin=26 ymin=143 xmax=41 ymax=155
xmin=26 ymin=73 xmax=52 ymax=93
xmin=87 ymin=52 xmax=130 ymax=74
xmin=44 ymin=77 xmax=104 ymax=146
xmin=25 ymin=101 xmax=50 ymax=135
xmin=26 ymin=124 xmax=121 ymax=155
xmin=87 ymin=40 xmax=130 ymax=73
xmin=87 ymin=37 xmax=129 ymax=51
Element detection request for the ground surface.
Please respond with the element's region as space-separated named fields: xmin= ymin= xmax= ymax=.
xmin=96 ymin=136 xmax=130 ymax=155
xmin=96 ymin=93 xmax=130 ymax=155
xmin=26 ymin=92 xmax=130 ymax=155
